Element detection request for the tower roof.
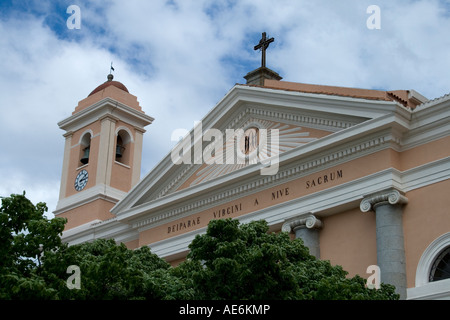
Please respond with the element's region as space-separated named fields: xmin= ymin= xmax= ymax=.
xmin=88 ymin=74 xmax=129 ymax=97
xmin=71 ymin=73 xmax=144 ymax=115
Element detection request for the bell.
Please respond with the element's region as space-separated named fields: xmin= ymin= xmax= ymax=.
xmin=116 ymin=145 xmax=124 ymax=158
xmin=80 ymin=147 xmax=90 ymax=164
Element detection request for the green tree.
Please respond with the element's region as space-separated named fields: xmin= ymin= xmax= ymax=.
xmin=0 ymin=192 xmax=66 ymax=299
xmin=0 ymin=192 xmax=189 ymax=300
xmin=176 ymin=218 xmax=399 ymax=300
xmin=41 ymin=238 xmax=189 ymax=300
xmin=0 ymin=192 xmax=399 ymax=300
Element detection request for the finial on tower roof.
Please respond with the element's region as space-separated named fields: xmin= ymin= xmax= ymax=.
xmin=107 ymin=62 xmax=115 ymax=81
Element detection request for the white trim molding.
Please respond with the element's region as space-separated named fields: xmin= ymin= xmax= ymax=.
xmin=115 ymin=126 xmax=135 ymax=143
xmin=408 ymin=232 xmax=450 ymax=300
xmin=415 ymin=232 xmax=450 ymax=287
xmin=408 ymin=278 xmax=450 ymax=300
xmin=58 ymin=97 xmax=154 ymax=133
xmin=77 ymin=129 xmax=94 ymax=145
xmin=54 ymin=184 xmax=127 ymax=215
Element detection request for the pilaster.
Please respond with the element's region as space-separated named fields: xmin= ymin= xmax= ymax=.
xmin=131 ymin=129 xmax=144 ymax=187
xmin=58 ymin=132 xmax=73 ymax=199
xmin=96 ymin=115 xmax=118 ymax=186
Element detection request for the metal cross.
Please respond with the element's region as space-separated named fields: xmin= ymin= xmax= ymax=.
xmin=254 ymin=32 xmax=274 ymax=68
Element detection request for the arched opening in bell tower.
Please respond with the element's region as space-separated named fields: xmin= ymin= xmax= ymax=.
xmin=79 ymin=132 xmax=92 ymax=165
xmin=115 ymin=129 xmax=132 ymax=166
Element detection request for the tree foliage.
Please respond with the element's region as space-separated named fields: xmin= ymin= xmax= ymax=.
xmin=0 ymin=192 xmax=66 ymax=299
xmin=177 ymin=218 xmax=399 ymax=300
xmin=0 ymin=192 xmax=399 ymax=300
xmin=40 ymin=238 xmax=188 ymax=300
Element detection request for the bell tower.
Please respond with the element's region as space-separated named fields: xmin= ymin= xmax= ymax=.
xmin=54 ymin=74 xmax=154 ymax=230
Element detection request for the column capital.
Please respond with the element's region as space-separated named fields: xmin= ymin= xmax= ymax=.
xmin=63 ymin=131 xmax=73 ymax=138
xmin=282 ymin=214 xmax=323 ymax=233
xmin=99 ymin=114 xmax=120 ymax=124
xmin=360 ymin=188 xmax=408 ymax=213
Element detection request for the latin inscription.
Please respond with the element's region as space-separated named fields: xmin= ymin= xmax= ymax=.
xmin=168 ymin=217 xmax=201 ymax=234
xmin=213 ymin=203 xmax=242 ymax=218
xmin=306 ymin=169 xmax=343 ymax=189
xmin=271 ymin=187 xmax=289 ymax=200
xmin=166 ymin=169 xmax=343 ymax=234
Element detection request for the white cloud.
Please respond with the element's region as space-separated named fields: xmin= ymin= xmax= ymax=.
xmin=0 ymin=0 xmax=449 ymax=218
xmin=0 ymin=172 xmax=59 ymax=219
xmin=0 ymin=12 xmax=121 ymax=213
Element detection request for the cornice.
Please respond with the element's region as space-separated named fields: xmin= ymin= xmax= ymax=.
xmin=58 ymin=97 xmax=154 ymax=133
xmin=54 ymin=184 xmax=127 ymax=215
xmin=402 ymin=119 xmax=450 ymax=152
xmin=232 ymin=85 xmax=403 ymax=119
xmin=61 ymin=217 xmax=137 ymax=246
xmin=414 ymin=92 xmax=450 ymax=111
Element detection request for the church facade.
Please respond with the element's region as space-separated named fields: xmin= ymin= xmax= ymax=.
xmin=55 ymin=64 xmax=450 ymax=300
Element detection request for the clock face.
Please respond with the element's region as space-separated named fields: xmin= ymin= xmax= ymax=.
xmin=74 ymin=169 xmax=88 ymax=191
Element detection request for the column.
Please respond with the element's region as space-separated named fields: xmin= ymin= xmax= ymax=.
xmin=282 ymin=214 xmax=322 ymax=259
xmin=360 ymin=188 xmax=408 ymax=299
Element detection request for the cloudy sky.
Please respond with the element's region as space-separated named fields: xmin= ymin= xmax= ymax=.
xmin=1 ymin=0 xmax=449 ymax=218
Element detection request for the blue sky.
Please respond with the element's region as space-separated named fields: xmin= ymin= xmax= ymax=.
xmin=1 ymin=0 xmax=449 ymax=217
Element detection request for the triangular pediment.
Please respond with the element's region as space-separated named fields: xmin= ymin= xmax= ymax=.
xmin=112 ymin=84 xmax=396 ymax=214
xmin=174 ymin=116 xmax=332 ymax=192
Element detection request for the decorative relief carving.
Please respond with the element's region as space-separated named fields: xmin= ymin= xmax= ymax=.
xmin=190 ymin=118 xmax=317 ymax=187
xmin=360 ymin=188 xmax=408 ymax=212
xmin=152 ymin=107 xmax=359 ymax=199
